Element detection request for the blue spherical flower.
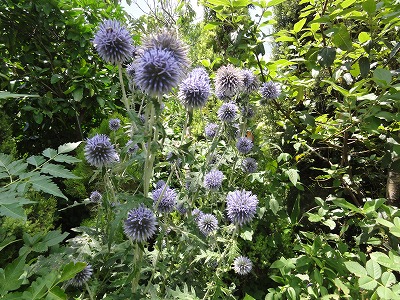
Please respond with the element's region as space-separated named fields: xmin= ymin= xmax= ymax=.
xmin=89 ymin=191 xmax=102 ymax=202
xmin=134 ymin=48 xmax=181 ymax=97
xmin=226 ymin=190 xmax=258 ymax=226
xmin=215 ymin=65 xmax=244 ymax=99
xmin=204 ymin=123 xmax=219 ymax=139
xmin=236 ymin=137 xmax=253 ymax=154
xmin=67 ymin=263 xmax=93 ymax=287
xmin=204 ymin=169 xmax=224 ymax=190
xmin=242 ymin=158 xmax=258 ymax=173
xmin=233 ymin=256 xmax=252 ymax=275
xmin=84 ymin=134 xmax=118 ymax=168
xmin=192 ymin=208 xmax=204 ymax=223
xmin=126 ymin=62 xmax=136 ymax=78
xmin=260 ymin=81 xmax=281 ymax=101
xmin=178 ymin=68 xmax=211 ymax=109
xmin=197 ymin=213 xmax=218 ymax=236
xmin=217 ymin=102 xmax=238 ymax=122
xmin=241 ymin=69 xmax=259 ymax=93
xmin=152 ymin=186 xmax=177 ymax=213
xmin=143 ymin=29 xmax=189 ymax=71
xmin=124 ymin=204 xmax=157 ymax=242
xmin=93 ymin=19 xmax=135 ymax=65
xmin=155 ymin=180 xmax=166 ymax=189
xmin=109 ymin=118 xmax=121 ymax=131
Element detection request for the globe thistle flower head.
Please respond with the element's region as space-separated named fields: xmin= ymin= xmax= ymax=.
xmin=109 ymin=118 xmax=121 ymax=131
xmin=93 ymin=19 xmax=135 ymax=65
xmin=191 ymin=67 xmax=209 ymax=82
xmin=198 ymin=213 xmax=218 ymax=236
xmin=192 ymin=208 xmax=204 ymax=223
xmin=217 ymin=102 xmax=238 ymax=122
xmin=142 ymin=29 xmax=189 ymax=71
xmin=152 ymin=186 xmax=177 ymax=213
xmin=178 ymin=69 xmax=211 ymax=109
xmin=226 ymin=189 xmax=258 ymax=226
xmin=242 ymin=157 xmax=258 ymax=173
xmin=126 ymin=140 xmax=139 ymax=154
xmin=84 ymin=134 xmax=118 ymax=168
xmin=134 ymin=48 xmax=181 ymax=97
xmin=126 ymin=62 xmax=136 ymax=79
xmin=241 ymin=105 xmax=255 ymax=119
xmin=204 ymin=123 xmax=219 ymax=139
xmin=176 ymin=203 xmax=187 ymax=214
xmin=236 ymin=137 xmax=253 ymax=154
xmin=233 ymin=256 xmax=252 ymax=275
xmin=204 ymin=169 xmax=224 ymax=191
xmin=241 ymin=69 xmax=259 ymax=93
xmin=215 ymin=65 xmax=244 ymax=99
xmin=260 ymin=81 xmax=281 ymax=101
xmin=155 ymin=180 xmax=166 ymax=189
xmin=124 ymin=204 xmax=157 ymax=242
xmin=67 ymin=264 xmax=93 ymax=287
xmin=90 ymin=191 xmax=102 ymax=202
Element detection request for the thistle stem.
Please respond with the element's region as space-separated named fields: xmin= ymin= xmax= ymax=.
xmin=118 ymin=62 xmax=130 ymax=111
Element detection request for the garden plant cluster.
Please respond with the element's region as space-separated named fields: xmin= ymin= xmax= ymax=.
xmin=0 ymin=0 xmax=399 ymax=299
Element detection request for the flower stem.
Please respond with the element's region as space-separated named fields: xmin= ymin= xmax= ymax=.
xmin=85 ymin=282 xmax=95 ymax=300
xmin=118 ymin=62 xmax=130 ymax=111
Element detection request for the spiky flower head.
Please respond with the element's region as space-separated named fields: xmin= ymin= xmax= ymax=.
xmin=134 ymin=48 xmax=181 ymax=97
xmin=67 ymin=263 xmax=93 ymax=287
xmin=215 ymin=65 xmax=244 ymax=99
xmin=241 ymin=69 xmax=259 ymax=93
xmin=89 ymin=191 xmax=102 ymax=202
xmin=241 ymin=105 xmax=255 ymax=119
xmin=93 ymin=19 xmax=135 ymax=65
xmin=226 ymin=189 xmax=258 ymax=226
xmin=142 ymin=29 xmax=189 ymax=71
xmin=126 ymin=62 xmax=136 ymax=78
xmin=109 ymin=118 xmax=121 ymax=131
xmin=233 ymin=256 xmax=252 ymax=275
xmin=242 ymin=157 xmax=258 ymax=173
xmin=197 ymin=213 xmax=218 ymax=236
xmin=84 ymin=134 xmax=118 ymax=168
xmin=152 ymin=186 xmax=177 ymax=213
xmin=204 ymin=169 xmax=224 ymax=191
xmin=236 ymin=137 xmax=253 ymax=154
xmin=259 ymin=81 xmax=281 ymax=101
xmin=217 ymin=102 xmax=238 ymax=122
xmin=178 ymin=68 xmax=211 ymax=109
xmin=204 ymin=123 xmax=219 ymax=139
xmin=155 ymin=180 xmax=166 ymax=189
xmin=124 ymin=204 xmax=157 ymax=242
xmin=192 ymin=208 xmax=204 ymax=223
xmin=126 ymin=140 xmax=139 ymax=154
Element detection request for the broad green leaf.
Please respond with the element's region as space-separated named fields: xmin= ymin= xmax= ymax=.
xmin=8 ymin=160 xmax=27 ymax=176
xmin=46 ymin=286 xmax=67 ymax=300
xmin=57 ymin=141 xmax=82 ymax=154
xmin=0 ymin=153 xmax=12 ymax=169
xmin=41 ymin=163 xmax=79 ymax=179
xmin=362 ymin=0 xmax=376 ymax=14
xmin=334 ymin=278 xmax=350 ymax=295
xmin=50 ymin=74 xmax=63 ymax=84
xmin=293 ymin=18 xmax=307 ymax=33
xmin=370 ymin=252 xmax=400 ymax=271
xmin=42 ymin=148 xmax=57 ymax=159
xmin=359 ymin=276 xmax=378 ymax=290
xmin=308 ymin=213 xmax=322 ymax=222
xmin=344 ymin=261 xmax=367 ymax=277
xmin=240 ymin=229 xmax=253 ymax=241
xmin=72 ymin=88 xmax=83 ymax=102
xmin=377 ymin=286 xmax=398 ymax=299
xmin=321 ymin=80 xmax=350 ymax=97
xmin=243 ymin=294 xmax=256 ymax=300
xmin=27 ymin=155 xmax=46 ymax=167
xmin=0 ymin=203 xmax=26 ymax=220
xmin=381 ymin=272 xmax=396 ymax=287
xmin=30 ymin=175 xmax=67 ymax=199
xmin=340 ymin=0 xmax=356 ymax=8
xmin=331 ymin=24 xmax=353 ymax=51
xmin=59 ymin=262 xmax=86 ymax=282
xmin=331 ymin=198 xmax=361 ymax=213
xmin=359 ymin=57 xmax=370 ymax=78
xmin=366 ymin=260 xmax=382 ymax=279
xmin=267 ymin=0 xmax=287 ymax=7
xmin=269 ymin=197 xmax=280 ymax=215
xmin=53 ymin=154 xmax=81 ymax=164
xmin=0 ymin=254 xmax=27 ymax=294
xmin=0 ymin=91 xmax=39 ymax=99
xmin=21 ymin=274 xmax=56 ymax=300
xmin=285 ymin=168 xmax=299 ymax=186
xmin=373 ymin=68 xmax=392 ymax=87
xmin=376 ymin=217 xmax=394 ymax=228
xmin=43 ymin=231 xmax=69 ymax=248
xmin=287 ymin=287 xmax=296 ymax=300
xmin=358 ymin=32 xmax=371 ymax=43
xmin=318 ymin=47 xmax=336 ymax=67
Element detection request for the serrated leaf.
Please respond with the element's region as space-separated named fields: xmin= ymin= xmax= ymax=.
xmin=0 ymin=254 xmax=27 ymax=294
xmin=269 ymin=197 xmax=280 ymax=215
xmin=377 ymin=286 xmax=398 ymax=299
xmin=57 ymin=142 xmax=82 ymax=154
xmin=30 ymin=175 xmax=67 ymax=199
xmin=359 ymin=276 xmax=378 ymax=290
xmin=0 ymin=153 xmax=12 ymax=169
xmin=22 ymin=275 xmax=51 ymax=300
xmin=42 ymin=148 xmax=57 ymax=159
xmin=53 ymin=154 xmax=81 ymax=164
xmin=8 ymin=160 xmax=28 ymax=176
xmin=41 ymin=164 xmax=79 ymax=179
xmin=344 ymin=261 xmax=367 ymax=277
xmin=59 ymin=262 xmax=86 ymax=283
xmin=366 ymin=260 xmax=382 ymax=279
xmin=27 ymin=155 xmax=46 ymax=167
xmin=381 ymin=272 xmax=396 ymax=287
xmin=43 ymin=231 xmax=69 ymax=247
xmin=0 ymin=203 xmax=26 ymax=220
